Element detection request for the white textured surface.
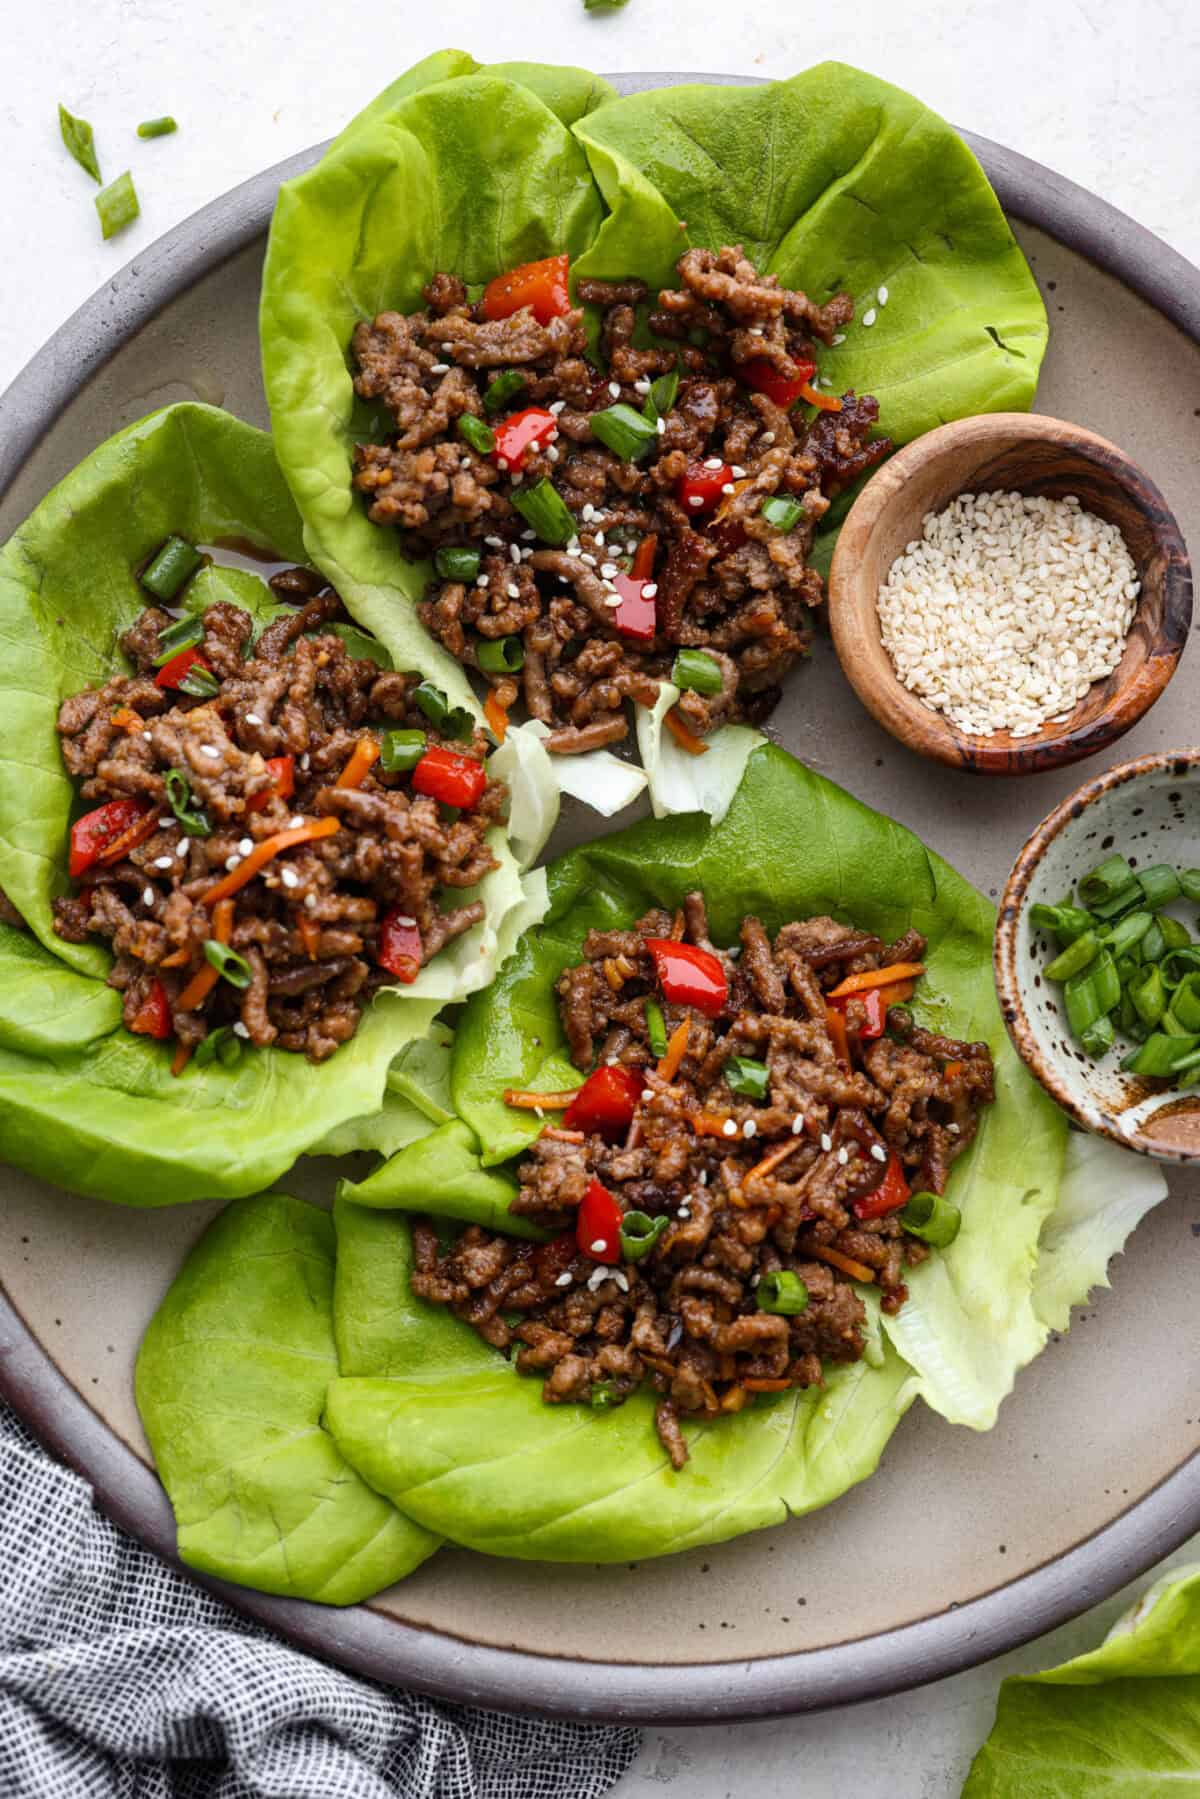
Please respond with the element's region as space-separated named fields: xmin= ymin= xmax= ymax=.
xmin=3 ymin=2 xmax=1199 ymax=1791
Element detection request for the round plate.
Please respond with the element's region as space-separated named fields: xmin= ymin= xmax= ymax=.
xmin=2 ymin=74 xmax=1199 ymax=1724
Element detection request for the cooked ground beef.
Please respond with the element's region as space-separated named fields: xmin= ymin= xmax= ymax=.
xmin=413 ymin=894 xmax=994 ymax=1468
xmin=351 ymin=246 xmax=891 ymax=749
xmin=50 ymin=575 xmax=505 ymax=1064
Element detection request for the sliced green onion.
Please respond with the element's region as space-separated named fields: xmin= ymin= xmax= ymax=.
xmin=589 ymin=402 xmax=658 ymax=462
xmin=1158 ymin=916 xmax=1192 ymax=953
xmin=379 ymin=729 xmax=426 ymax=773
xmin=477 ymin=635 xmax=525 ymax=674
xmin=137 ymin=116 xmax=178 ymax=139
xmin=1078 ymin=854 xmax=1137 ymax=908
xmin=671 ymin=650 xmax=724 ymax=696
xmin=1161 ymin=949 xmax=1200 ymax=988
xmin=511 ymin=477 xmax=577 ymax=546
xmin=1065 ymin=954 xmax=1118 ymax=1037
xmin=756 ymin=1270 xmax=809 ymax=1315
xmin=1137 ymin=864 xmax=1181 ymax=910
xmin=643 ymin=369 xmax=679 ymax=424
xmin=58 ymin=103 xmax=101 ymax=182
xmin=1161 ymin=1005 xmax=1192 ymax=1038
xmin=412 ymin=684 xmax=474 ymax=741
xmin=195 ymin=1026 xmax=243 ymax=1069
xmin=1080 ymin=1016 xmax=1115 ymax=1059
xmin=203 ymin=940 xmax=253 ymax=990
xmin=1170 ymin=972 xmax=1200 ymax=1034
xmin=1101 ymin=909 xmax=1152 ymax=959
xmin=1091 ymin=950 xmax=1121 ymax=1015
xmin=435 ymin=546 xmax=482 ymax=582
xmin=1045 ymin=930 xmax=1100 ymax=982
xmin=457 ymin=414 xmax=496 ymax=456
xmin=1030 ymin=901 xmax=1096 ymax=944
xmin=95 ymin=170 xmax=139 ymax=240
xmin=1130 ymin=964 xmax=1167 ymax=1028
xmin=142 ymin=535 xmax=203 ymax=601
xmin=583 ymin=0 xmax=631 ymax=10
xmin=761 ymin=495 xmax=805 ymax=532
xmin=899 ymin=1190 xmax=962 ymax=1247
xmin=1121 ymin=1031 xmax=1200 ymax=1077
xmin=1179 ymin=870 xmax=1200 ymax=904
xmin=1141 ymin=918 xmax=1166 ymax=962
xmin=620 ymin=1211 xmax=670 ymax=1262
xmin=483 ymin=370 xmax=528 ymax=415
xmin=725 ymin=1055 xmax=770 ymax=1100
xmin=151 ymin=614 xmax=204 ymax=666
xmin=178 ymin=664 xmax=220 ymax=699
xmin=644 ymin=999 xmax=668 ymax=1058
xmin=590 ymin=1381 xmax=619 ymax=1409
xmin=164 ymin=768 xmax=210 ymax=837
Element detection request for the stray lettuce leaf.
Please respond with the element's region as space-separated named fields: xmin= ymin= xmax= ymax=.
xmin=487 ymin=723 xmax=562 ymax=872
xmin=1032 ymin=1131 xmax=1168 ymax=1333
xmin=386 ymin=1021 xmax=456 ymax=1124
xmin=963 ymin=1563 xmax=1200 ymax=1796
xmin=338 ymin=1117 xmax=546 ymax=1239
xmin=326 ymin=1198 xmax=917 ymax=1561
xmin=635 ymin=681 xmax=760 ymax=825
xmin=135 ymin=1192 xmax=437 ymax=1601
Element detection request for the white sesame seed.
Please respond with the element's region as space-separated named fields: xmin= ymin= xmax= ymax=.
xmin=722 ymin=1118 xmax=738 ymax=1137
xmin=244 ymin=712 xmax=262 ymax=726
xmin=579 ymin=553 xmax=597 ymax=567
xmin=820 ymin=1133 xmax=833 ymax=1152
xmin=862 ymin=308 xmax=877 ymax=327
xmin=176 ymin=842 xmax=187 ymax=859
xmin=158 ymin=817 xmax=172 ymax=828
xmin=547 ymin=445 xmax=559 ymax=461
xmin=832 ymin=333 xmax=846 ymax=345
xmin=558 ymin=574 xmax=569 ymax=584
xmin=836 ymin=1147 xmax=849 ymax=1165
xmin=792 ymin=1114 xmax=805 ymax=1135
xmin=642 ymin=583 xmax=658 ymax=599
xmin=748 ymin=325 xmax=764 ymax=336
xmin=720 ymin=483 xmax=735 ymax=496
xmin=153 ymin=855 xmax=173 ymax=870
xmin=238 ymin=838 xmax=253 ymax=856
xmin=476 ymin=575 xmax=489 ymax=589
xmin=742 ymin=1119 xmax=757 ymax=1139
xmin=877 ymin=285 xmax=889 ymax=306
xmin=142 ymin=886 xmax=155 ymax=906
xmin=761 ymin=431 xmax=775 ymax=445
xmin=604 ymin=593 xmax=623 ymax=608
xmin=555 ymin=1271 xmax=574 ymax=1288
xmin=698 ymin=1170 xmax=708 ymax=1186
xmin=521 ymin=529 xmax=536 ymax=541
xmin=496 ymin=457 xmax=509 ymax=472
xmin=394 ymin=915 xmax=416 ymax=927
xmin=591 ymin=1238 xmax=608 ymax=1254
xmin=634 ymin=379 xmax=651 ymax=394
xmin=440 ymin=342 xmax=452 ymax=353
xmin=280 ymin=867 xmax=299 ymax=889
xmin=511 ymin=471 xmax=523 ymax=485
xmin=948 ymin=1122 xmax=961 ymax=1135
xmin=224 ymin=855 xmax=240 ymax=872
xmin=870 ymin=1144 xmax=888 ymax=1163
xmin=299 ymin=754 xmax=310 ymax=771
xmin=655 ymin=418 xmax=665 ymax=435
xmin=232 ymin=1021 xmax=250 ymax=1039
xmin=142 ymin=730 xmax=152 ymax=742
xmin=688 ymin=496 xmax=704 ymax=508
xmin=199 ymin=745 xmax=219 ymax=759
xmin=613 ymin=1271 xmax=629 ymax=1293
xmin=289 ymin=816 xmax=305 ymax=830
xmin=304 ymin=893 xmax=317 ymax=911
xmin=600 ymin=563 xmax=619 ymax=579
xmin=549 ymin=400 xmax=566 ymax=415
xmin=677 ymin=1207 xmax=691 ymax=1220
xmin=509 ymin=544 xmax=521 ymax=566
xmin=485 ymin=534 xmax=503 ymax=548
xmin=608 ymin=381 xmax=621 ymax=399
xmin=704 ymin=457 xmax=723 ymax=470
xmin=641 ymin=1088 xmax=654 ymax=1102
xmin=429 ymin=362 xmax=450 ymax=375
xmin=730 ymin=465 xmax=747 ymax=479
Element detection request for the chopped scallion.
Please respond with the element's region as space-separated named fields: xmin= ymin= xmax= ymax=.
xmin=644 ymin=998 xmax=668 ymax=1058
xmin=457 ymin=414 xmax=496 ymax=456
xmin=435 ymin=545 xmax=482 ymax=582
xmin=671 ymin=649 xmax=724 ymax=696
xmin=643 ymin=368 xmax=679 ymax=424
xmin=899 ymin=1191 xmax=961 ymax=1248
xmin=476 ymin=636 xmax=525 ymax=674
xmin=152 ymin=615 xmax=205 ymax=666
xmin=760 ymin=495 xmax=804 ymax=532
xmin=1078 ymin=853 xmax=1137 ymax=908
xmin=511 ymin=477 xmax=577 ymax=546
xmin=178 ymin=664 xmax=220 ymax=699
xmin=58 ymin=103 xmax=101 ymax=182
xmin=1044 ymin=930 xmax=1099 ymax=982
xmin=141 ymin=535 xmax=203 ymax=601
xmin=1030 ymin=901 xmax=1096 ymax=945
xmin=164 ymin=768 xmax=210 ymax=837
xmin=95 ymin=170 xmax=139 ymax=240
xmin=589 ymin=402 xmax=658 ymax=462
xmin=203 ymin=940 xmax=253 ymax=990
xmin=725 ymin=1055 xmax=770 ymax=1100
xmin=1179 ymin=869 xmax=1200 ymax=904
xmin=379 ymin=729 xmax=426 ymax=773
xmin=136 ymin=116 xmax=178 ymax=139
xmin=1137 ymin=864 xmax=1182 ymax=910
xmin=483 ymin=369 xmax=528 ymax=414
xmin=756 ymin=1270 xmax=809 ymax=1316
xmin=619 ymin=1211 xmax=670 ymax=1262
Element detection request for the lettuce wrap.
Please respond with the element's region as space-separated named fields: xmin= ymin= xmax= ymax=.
xmin=0 ymin=403 xmax=544 ymax=1205
xmin=260 ymin=55 xmax=1048 ymax=817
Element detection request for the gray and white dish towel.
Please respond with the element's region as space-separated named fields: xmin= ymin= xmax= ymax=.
xmin=0 ymin=1405 xmax=639 ymax=1798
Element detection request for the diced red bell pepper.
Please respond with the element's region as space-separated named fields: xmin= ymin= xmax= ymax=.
xmin=675 ymin=461 xmax=734 ymax=516
xmin=646 ymin=939 xmax=729 ymax=1018
xmin=412 ymin=745 xmax=487 ymax=810
xmin=853 ymin=1152 xmax=911 ymax=1222
xmin=492 ymin=406 xmax=557 ymax=471
xmin=482 ymin=254 xmax=571 ymax=327
xmin=246 ymin=755 xmax=295 ymax=813
xmin=610 ymin=573 xmax=657 ymax=643
xmin=739 ymin=357 xmax=817 ymax=409
xmin=630 ymin=534 xmax=658 ymax=581
xmin=69 ymin=797 xmax=153 ymax=878
xmin=128 ymin=976 xmax=172 ymax=1040
xmin=376 ymin=907 xmax=423 ymax=983
xmin=576 ymin=1177 xmax=623 ymax=1264
xmin=832 ymin=987 xmax=888 ymax=1041
xmin=563 ymin=1064 xmax=643 ymax=1142
xmin=154 ymin=647 xmax=212 ymax=691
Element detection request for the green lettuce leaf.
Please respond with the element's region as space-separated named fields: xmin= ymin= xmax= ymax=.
xmin=135 ymin=1192 xmax=438 ymax=1601
xmin=338 ymin=1116 xmax=545 ymax=1238
xmin=1033 ymin=1131 xmax=1168 ymax=1332
xmin=963 ymin=1564 xmax=1200 ymax=1795
xmin=635 ymin=680 xmax=760 ymax=826
xmin=326 ymin=1197 xmax=917 ymax=1561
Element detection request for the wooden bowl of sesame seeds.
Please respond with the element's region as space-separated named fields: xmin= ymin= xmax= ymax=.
xmin=827 ymin=412 xmax=1192 ymax=773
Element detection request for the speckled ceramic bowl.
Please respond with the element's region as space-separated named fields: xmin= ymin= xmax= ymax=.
xmin=996 ymin=750 xmax=1200 ymax=1161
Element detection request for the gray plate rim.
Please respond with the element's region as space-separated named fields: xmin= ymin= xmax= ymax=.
xmin=1 ymin=71 xmax=1199 ymax=1724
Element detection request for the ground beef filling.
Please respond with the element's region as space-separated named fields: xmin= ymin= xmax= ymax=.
xmin=351 ymin=246 xmax=891 ymax=750
xmin=51 ymin=578 xmax=504 ymax=1063
xmin=412 ymin=895 xmax=994 ymax=1469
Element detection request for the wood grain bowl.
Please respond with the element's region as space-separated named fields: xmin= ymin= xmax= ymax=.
xmin=827 ymin=413 xmax=1193 ymax=774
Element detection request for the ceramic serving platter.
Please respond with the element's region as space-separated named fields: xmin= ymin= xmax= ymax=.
xmin=1 ymin=74 xmax=1199 ymax=1723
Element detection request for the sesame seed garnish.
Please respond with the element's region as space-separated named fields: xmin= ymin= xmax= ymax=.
xmin=678 ymin=1207 xmax=691 ymax=1220
xmin=476 ymin=575 xmax=489 ymax=589
xmin=233 ymin=1021 xmax=250 ymax=1039
xmin=579 ymin=553 xmax=597 ymax=567
xmin=142 ymin=886 xmax=155 ymax=906
xmin=549 ymin=400 xmax=566 ymax=415
xmin=641 ymin=1088 xmax=654 ymax=1102
xmin=511 ymin=471 xmax=524 ymax=485
xmin=224 ymin=855 xmax=240 ymax=872
xmin=761 ymin=431 xmax=775 ymax=445
xmin=720 ymin=483 xmax=735 ymax=495
xmin=289 ymin=816 xmax=305 ymax=830
xmin=698 ymin=1171 xmax=708 ymax=1186
xmin=199 ymin=745 xmax=219 ymax=759
xmin=613 ymin=1271 xmax=630 ymax=1293
xmin=792 ymin=1114 xmax=805 ymax=1135
xmin=429 ymin=362 xmax=449 ymax=375
xmin=948 ymin=1122 xmax=961 ymax=1135
xmin=142 ymin=730 xmax=152 ymax=743
xmin=722 ymin=1118 xmax=738 ymax=1137
xmin=861 ymin=308 xmax=877 ymax=327
xmin=394 ymin=915 xmax=416 ymax=927
xmin=280 ymin=867 xmax=299 ymax=889
xmin=820 ymin=1133 xmax=833 ymax=1151
xmin=730 ymin=465 xmax=747 ymax=478
xmin=634 ymin=378 xmax=651 ymax=394
xmin=655 ymin=418 xmax=665 ymax=434
xmin=642 ymin=583 xmax=658 ymax=599
xmin=704 ymin=457 xmax=723 ymax=470
xmin=591 ymin=1238 xmax=608 ymax=1254
xmin=742 ymin=1119 xmax=757 ymax=1139
xmin=688 ymin=495 xmax=704 ymax=508
xmin=244 ymin=712 xmax=262 ymax=726
xmin=158 ymin=817 xmax=172 ymax=828
xmin=507 ymin=583 xmax=520 ymax=599
xmin=509 ymin=544 xmax=522 ymax=565
xmin=600 ymin=563 xmax=619 ymax=579
xmin=521 ymin=529 xmax=536 ymax=541
xmin=152 ymin=855 xmax=173 ymax=870
xmin=877 ymin=285 xmax=889 ymax=306
xmin=496 ymin=457 xmax=509 ymax=472
xmin=484 ymin=534 xmax=503 ymax=547
xmin=238 ymin=838 xmax=253 ymax=856
xmin=608 ymin=381 xmax=621 ymax=399
xmin=836 ymin=1147 xmax=850 ymax=1165
xmin=604 ymin=594 xmax=623 ymax=608
xmin=440 ymin=342 xmax=453 ymax=353
xmin=555 ymin=1271 xmax=574 ymax=1288
xmin=176 ymin=842 xmax=187 ymax=859
xmin=547 ymin=444 xmax=559 ymax=461
xmin=870 ymin=1144 xmax=888 ymax=1163
xmin=832 ymin=333 xmax=846 ymax=345
xmin=303 ymin=893 xmax=317 ymax=911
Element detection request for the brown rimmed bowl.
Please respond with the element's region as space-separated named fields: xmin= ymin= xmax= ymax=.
xmin=827 ymin=413 xmax=1193 ymax=774
xmin=996 ymin=748 xmax=1200 ymax=1161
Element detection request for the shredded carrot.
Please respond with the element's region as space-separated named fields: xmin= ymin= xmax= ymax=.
xmin=691 ymin=1111 xmax=734 ymax=1138
xmin=743 ymin=1377 xmax=792 ymax=1392
xmin=827 ymin=962 xmax=926 ymax=1000
xmin=97 ymin=808 xmax=160 ymax=866
xmin=657 ymin=1017 xmax=691 ymax=1083
xmin=631 ymin=533 xmax=658 ymax=581
xmin=825 ymin=1005 xmax=850 ymax=1068
xmin=720 ymin=1385 xmax=749 ymax=1412
xmin=483 ymin=690 xmax=509 ymax=742
xmin=744 ymin=1136 xmax=805 ymax=1188
xmin=799 ymin=381 xmax=842 ymax=414
xmin=663 ymin=709 xmax=708 ymax=756
xmin=177 ymin=898 xmax=234 ymax=1011
xmin=943 ymin=1059 xmax=965 ymax=1082
xmin=298 ymin=916 xmax=320 ymax=961
xmin=201 ymin=816 xmax=339 ymax=907
xmin=541 ymin=1126 xmax=586 ymax=1144
xmin=503 ymin=1088 xmax=575 ymax=1111
xmin=159 ymin=947 xmax=190 ymax=968
xmin=170 ymin=1042 xmax=192 ymax=1078
xmin=109 ymin=706 xmax=144 ymax=733
xmin=336 ymin=737 xmax=381 ymax=789
xmin=808 ymin=1244 xmax=876 ymax=1283
xmin=877 ymin=979 xmax=915 ymax=1006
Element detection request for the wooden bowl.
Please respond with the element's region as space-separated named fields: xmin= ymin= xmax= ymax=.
xmin=827 ymin=413 xmax=1193 ymax=774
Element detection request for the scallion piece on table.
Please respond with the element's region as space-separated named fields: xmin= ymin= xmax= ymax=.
xmin=671 ymin=649 xmax=724 ymax=695
xmin=644 ymin=998 xmax=668 ymax=1058
xmin=1029 ymin=901 xmax=1096 ymax=945
xmin=899 ymin=1190 xmax=961 ymax=1248
xmin=1080 ymin=1016 xmax=1116 ymax=1059
xmin=1136 ymin=864 xmax=1182 ymax=910
xmin=151 ymin=615 xmax=205 ymax=666
xmin=476 ymin=635 xmax=525 ymax=674
xmin=1179 ymin=869 xmax=1200 ymax=904
xmin=1120 ymin=1031 xmax=1200 ymax=1077
xmin=760 ymin=495 xmax=805 ymax=532
xmin=1078 ymin=854 xmax=1137 ymax=908
xmin=583 ymin=0 xmax=631 ymax=10
xmin=58 ymin=103 xmax=101 ymax=182
xmin=643 ymin=369 xmax=679 ymax=424
xmin=203 ymin=940 xmax=253 ymax=990
xmin=756 ymin=1270 xmax=809 ymax=1316
xmin=483 ymin=370 xmax=528 ymax=414
xmin=164 ymin=768 xmax=210 ymax=837
xmin=379 ymin=729 xmax=426 ymax=773
xmin=1044 ymin=930 xmax=1100 ymax=982
xmin=511 ymin=477 xmax=577 ymax=546
xmin=137 ymin=116 xmax=177 ymax=139
xmin=142 ymin=535 xmax=203 ymax=601
xmin=435 ymin=545 xmax=482 ymax=582
xmin=725 ymin=1055 xmax=770 ymax=1100
xmin=457 ymin=414 xmax=496 ymax=456
xmin=589 ymin=403 xmax=658 ymax=462
xmin=178 ymin=663 xmax=220 ymax=699
xmin=619 ymin=1212 xmax=669 ymax=1262
xmin=95 ymin=170 xmax=139 ymax=240
xmin=1101 ymin=909 xmax=1152 ymax=960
